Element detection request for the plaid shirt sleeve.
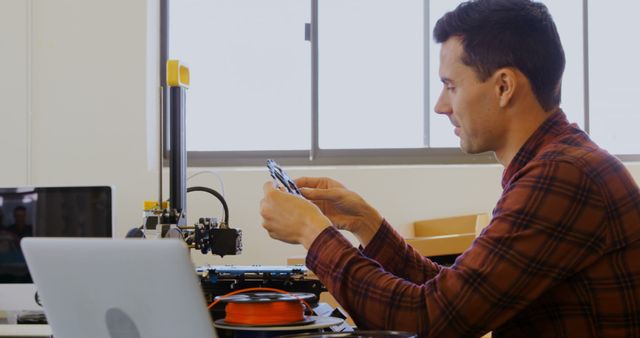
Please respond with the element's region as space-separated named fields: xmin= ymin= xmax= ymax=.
xmin=358 ymin=219 xmax=443 ymax=284
xmin=306 ymin=160 xmax=610 ymax=337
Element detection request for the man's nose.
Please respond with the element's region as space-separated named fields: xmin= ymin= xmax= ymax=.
xmin=434 ymin=89 xmax=451 ymax=116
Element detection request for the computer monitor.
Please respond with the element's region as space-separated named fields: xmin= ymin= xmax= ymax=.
xmin=0 ymin=186 xmax=113 ymax=311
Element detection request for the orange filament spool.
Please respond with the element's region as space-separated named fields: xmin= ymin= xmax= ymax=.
xmin=209 ymin=287 xmax=316 ymax=326
xmin=225 ymin=299 xmax=305 ymax=325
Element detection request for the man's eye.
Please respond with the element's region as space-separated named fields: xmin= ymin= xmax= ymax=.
xmin=446 ymin=86 xmax=455 ymax=92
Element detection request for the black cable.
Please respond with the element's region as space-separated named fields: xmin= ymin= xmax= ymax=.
xmin=187 ymin=186 xmax=229 ymax=225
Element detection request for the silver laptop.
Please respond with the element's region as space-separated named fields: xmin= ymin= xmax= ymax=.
xmin=20 ymin=238 xmax=217 ymax=338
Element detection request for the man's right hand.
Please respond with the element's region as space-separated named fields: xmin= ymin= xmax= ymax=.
xmin=295 ymin=177 xmax=383 ymax=247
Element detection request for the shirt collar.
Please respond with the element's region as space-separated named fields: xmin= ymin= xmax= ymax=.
xmin=501 ymin=109 xmax=570 ymax=188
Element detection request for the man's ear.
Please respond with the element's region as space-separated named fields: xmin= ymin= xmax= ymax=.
xmin=494 ymin=68 xmax=517 ymax=108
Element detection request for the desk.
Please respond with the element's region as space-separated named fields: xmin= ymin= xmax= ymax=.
xmin=0 ymin=325 xmax=51 ymax=337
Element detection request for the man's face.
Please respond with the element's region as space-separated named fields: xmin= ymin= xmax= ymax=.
xmin=434 ymin=37 xmax=506 ymax=154
xmin=14 ymin=209 xmax=26 ymax=225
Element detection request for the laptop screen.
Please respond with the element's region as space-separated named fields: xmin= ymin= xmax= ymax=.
xmin=0 ymin=186 xmax=113 ymax=283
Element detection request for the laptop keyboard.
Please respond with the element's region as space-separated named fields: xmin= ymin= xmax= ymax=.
xmin=17 ymin=310 xmax=48 ymax=324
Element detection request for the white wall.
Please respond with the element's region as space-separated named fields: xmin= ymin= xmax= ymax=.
xmin=27 ymin=0 xmax=160 ymax=236
xmin=2 ymin=0 xmax=640 ymax=267
xmin=0 ymin=0 xmax=29 ymax=186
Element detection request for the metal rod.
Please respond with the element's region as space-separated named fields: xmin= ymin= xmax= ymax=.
xmin=310 ymin=0 xmax=319 ymax=161
xmin=582 ymin=0 xmax=590 ymax=134
xmin=159 ymin=86 xmax=164 ymax=208
xmin=169 ymin=86 xmax=187 ymax=225
xmin=160 ymin=0 xmax=169 ymax=207
xmin=423 ymin=0 xmax=430 ymax=147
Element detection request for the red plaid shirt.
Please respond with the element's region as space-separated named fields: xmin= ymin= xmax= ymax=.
xmin=306 ymin=111 xmax=640 ymax=337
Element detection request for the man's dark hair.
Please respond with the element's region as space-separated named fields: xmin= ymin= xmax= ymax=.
xmin=14 ymin=206 xmax=26 ymax=214
xmin=434 ymin=0 xmax=565 ymax=111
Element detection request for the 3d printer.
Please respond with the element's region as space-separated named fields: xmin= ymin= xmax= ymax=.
xmin=126 ymin=60 xmax=241 ymax=257
xmin=127 ymin=60 xmax=337 ymax=326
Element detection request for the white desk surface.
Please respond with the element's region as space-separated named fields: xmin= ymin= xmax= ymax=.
xmin=0 ymin=325 xmax=51 ymax=337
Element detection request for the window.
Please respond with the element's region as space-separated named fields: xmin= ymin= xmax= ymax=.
xmin=318 ymin=0 xmax=424 ymax=149
xmin=428 ymin=0 xmax=585 ymax=148
xmin=588 ymin=0 xmax=640 ymax=155
xmin=165 ymin=0 xmax=640 ymax=166
xmin=168 ymin=0 xmax=311 ymax=152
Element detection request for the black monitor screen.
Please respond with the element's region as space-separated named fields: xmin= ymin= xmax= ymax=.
xmin=0 ymin=186 xmax=112 ymax=283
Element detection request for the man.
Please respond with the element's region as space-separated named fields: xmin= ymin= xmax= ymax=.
xmin=260 ymin=0 xmax=640 ymax=336
xmin=7 ymin=206 xmax=33 ymax=241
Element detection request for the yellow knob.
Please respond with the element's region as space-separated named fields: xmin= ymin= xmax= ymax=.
xmin=167 ymin=60 xmax=190 ymax=88
xmin=143 ymin=200 xmax=169 ymax=211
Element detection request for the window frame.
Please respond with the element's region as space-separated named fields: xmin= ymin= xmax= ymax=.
xmin=161 ymin=0 xmax=639 ymax=167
